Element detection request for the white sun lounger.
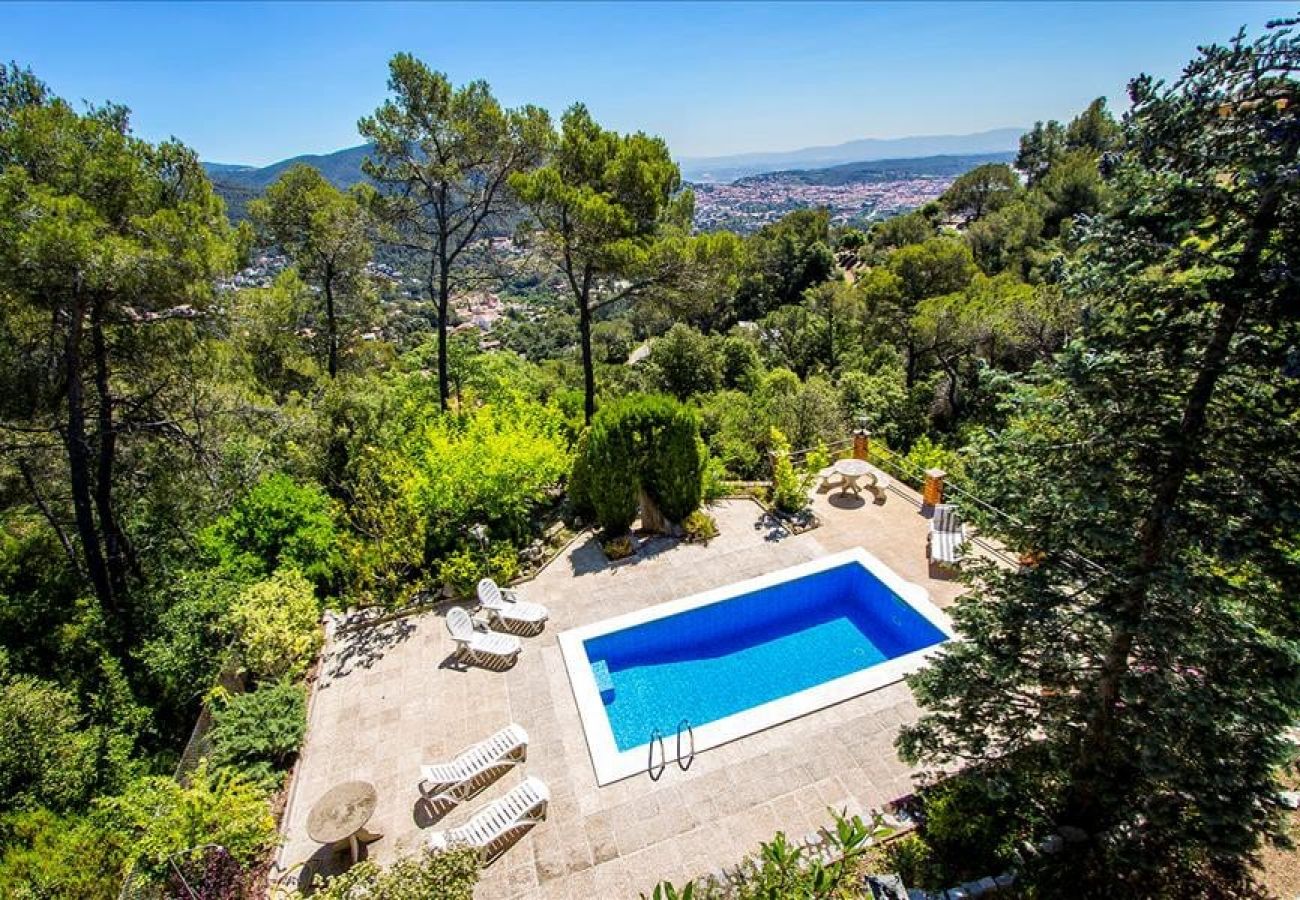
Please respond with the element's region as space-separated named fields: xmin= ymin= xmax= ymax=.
xmin=477 ymin=578 xmax=548 ymax=628
xmin=928 ymin=503 xmax=967 ymax=567
xmin=427 ymin=776 xmax=550 ymax=864
xmin=419 ymin=724 xmax=529 ymax=806
xmin=446 ymin=607 xmax=521 ymax=667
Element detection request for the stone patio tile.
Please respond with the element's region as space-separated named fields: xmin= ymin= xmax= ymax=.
xmin=275 ymin=496 xmax=969 ymax=897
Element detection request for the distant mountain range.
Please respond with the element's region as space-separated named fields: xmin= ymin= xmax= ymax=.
xmin=735 ymin=151 xmax=1016 ymax=188
xmin=678 ymin=127 xmax=1024 ymax=183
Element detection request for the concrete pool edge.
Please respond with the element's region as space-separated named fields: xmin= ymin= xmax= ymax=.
xmin=558 ymin=548 xmax=957 ymax=786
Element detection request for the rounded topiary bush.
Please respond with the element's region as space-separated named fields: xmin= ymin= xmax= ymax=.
xmin=577 ymin=394 xmax=707 ymax=536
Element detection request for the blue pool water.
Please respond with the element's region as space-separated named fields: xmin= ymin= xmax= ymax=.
xmin=584 ymin=561 xmax=948 ymax=752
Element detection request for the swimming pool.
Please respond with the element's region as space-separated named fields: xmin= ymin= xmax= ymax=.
xmin=559 ymin=548 xmax=953 ymax=784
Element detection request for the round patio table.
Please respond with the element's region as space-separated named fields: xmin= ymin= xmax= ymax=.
xmin=307 ymin=780 xmax=381 ymax=863
xmin=833 ymin=458 xmax=874 ymax=497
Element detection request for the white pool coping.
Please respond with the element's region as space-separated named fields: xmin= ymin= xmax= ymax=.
xmin=558 ymin=548 xmax=956 ymax=785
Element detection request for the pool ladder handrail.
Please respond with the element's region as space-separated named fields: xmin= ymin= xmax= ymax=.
xmin=676 ymin=719 xmax=695 ymax=771
xmin=647 ymin=728 xmax=666 ymax=781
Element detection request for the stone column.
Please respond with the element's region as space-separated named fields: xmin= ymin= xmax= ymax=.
xmin=852 ymin=429 xmax=871 ymax=461
xmin=923 ymin=468 xmax=946 ymax=506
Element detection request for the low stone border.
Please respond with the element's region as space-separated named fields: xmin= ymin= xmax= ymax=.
xmin=904 ymin=827 xmax=1088 ymax=899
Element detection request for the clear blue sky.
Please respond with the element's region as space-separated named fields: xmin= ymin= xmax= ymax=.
xmin=4 ymin=1 xmax=1292 ymax=165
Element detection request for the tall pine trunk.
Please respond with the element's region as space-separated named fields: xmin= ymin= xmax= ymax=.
xmin=323 ymin=267 xmax=339 ymax=378
xmin=437 ymin=247 xmax=451 ymax=413
xmin=578 ymin=267 xmax=596 ymax=425
xmin=1065 ymin=176 xmax=1288 ymax=831
xmin=63 ymin=294 xmax=115 ymax=618
xmin=90 ymin=308 xmax=134 ymax=600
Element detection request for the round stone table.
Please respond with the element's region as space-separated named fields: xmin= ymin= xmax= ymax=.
xmin=307 ymin=780 xmax=381 ymax=863
xmin=833 ymin=457 xmax=874 ymax=497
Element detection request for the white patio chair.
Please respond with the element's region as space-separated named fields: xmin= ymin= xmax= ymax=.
xmin=427 ymin=776 xmax=550 ymax=864
xmin=477 ymin=578 xmax=548 ymax=629
xmin=928 ymin=503 xmax=967 ymax=568
xmin=445 ymin=607 xmax=521 ymax=667
xmin=419 ymin=723 xmax=529 ymax=806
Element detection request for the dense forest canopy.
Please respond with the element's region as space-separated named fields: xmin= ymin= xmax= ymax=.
xmin=0 ymin=14 xmax=1297 ymax=899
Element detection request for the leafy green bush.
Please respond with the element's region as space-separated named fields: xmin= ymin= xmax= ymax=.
xmin=99 ymin=762 xmax=276 ymax=885
xmin=700 ymin=454 xmax=730 ymax=504
xmin=201 ymin=473 xmax=342 ymax=591
xmin=139 ymin=566 xmax=249 ymax=707
xmin=913 ymin=776 xmax=1023 ymax=885
xmin=566 ymin=431 xmax=596 ymax=521
xmin=682 ymin=510 xmax=719 ymax=543
xmin=715 ymin=335 xmax=764 ymax=392
xmin=804 ymin=440 xmax=833 ymax=476
xmin=646 ymin=811 xmax=884 ymax=900
xmin=405 ymin=401 xmax=571 ymax=551
xmin=0 ymin=670 xmax=99 ymax=813
xmin=642 ymin=402 xmax=706 ymax=523
xmin=227 ymin=568 xmax=322 ymax=681
xmin=0 ymin=808 xmax=129 ymax=900
xmin=837 ymin=367 xmax=924 ymax=449
xmin=769 ymin=428 xmax=812 ymax=514
xmin=306 ymin=847 xmax=478 ymax=900
xmin=902 ymin=434 xmax=967 ymax=484
xmin=437 ymin=544 xmax=519 ymax=599
xmin=208 ymin=679 xmax=306 ymax=788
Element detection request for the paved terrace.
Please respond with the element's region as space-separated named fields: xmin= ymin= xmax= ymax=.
xmin=276 ymin=481 xmax=971 ymax=899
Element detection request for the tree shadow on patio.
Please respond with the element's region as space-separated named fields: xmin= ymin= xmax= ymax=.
xmin=567 ymin=530 xmax=682 ymax=577
xmin=324 ymin=616 xmax=418 ymax=682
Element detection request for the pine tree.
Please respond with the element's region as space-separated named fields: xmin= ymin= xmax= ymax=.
xmin=899 ymin=19 xmax=1300 ymax=896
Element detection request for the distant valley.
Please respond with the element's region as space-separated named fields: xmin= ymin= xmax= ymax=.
xmin=204 ymin=131 xmax=1022 ymax=231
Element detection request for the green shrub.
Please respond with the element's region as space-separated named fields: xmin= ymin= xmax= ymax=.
xmin=567 ymin=431 xmax=596 ymax=521
xmin=437 ymin=544 xmax=519 ymax=599
xmin=227 ymin=568 xmax=322 ymax=681
xmin=99 ymin=762 xmax=276 ymax=885
xmin=769 ymin=428 xmax=811 ymax=514
xmin=0 ymin=672 xmax=99 ymax=813
xmin=716 ymin=335 xmax=763 ymax=392
xmin=700 ymin=454 xmax=730 ymax=504
xmin=602 ymin=535 xmax=636 ymax=560
xmin=201 ymin=473 xmax=342 ymax=591
xmin=406 ymin=401 xmax=571 ymax=551
xmin=0 ymin=808 xmax=128 ymax=900
xmin=642 ymin=402 xmax=706 ymax=523
xmin=804 ymin=439 xmax=832 ymax=475
xmin=914 ymin=776 xmax=1023 ymax=885
xmin=902 ymin=434 xmax=967 ymax=484
xmin=306 ymin=847 xmax=478 ymax=900
xmin=139 ymin=567 xmax=248 ymax=707
xmin=646 ymin=811 xmax=884 ymax=900
xmin=875 ymin=833 xmax=934 ymax=889
xmin=682 ymin=510 xmax=719 ymax=544
xmin=208 ymin=679 xmax=306 ymax=788
xmin=579 ymin=395 xmax=706 ymax=534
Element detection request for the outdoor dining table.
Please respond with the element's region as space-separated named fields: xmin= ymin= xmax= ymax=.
xmin=832 ymin=457 xmax=875 ymax=497
xmin=307 ymin=780 xmax=382 ymax=863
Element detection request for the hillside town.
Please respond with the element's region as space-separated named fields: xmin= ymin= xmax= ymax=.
xmin=691 ymin=173 xmax=956 ymax=232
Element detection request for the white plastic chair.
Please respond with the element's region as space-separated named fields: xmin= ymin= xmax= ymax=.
xmin=446 ymin=607 xmax=521 ymax=667
xmin=419 ymin=724 xmax=528 ymax=806
xmin=427 ymin=776 xmax=550 ymax=864
xmin=477 ymin=578 xmax=548 ymax=628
